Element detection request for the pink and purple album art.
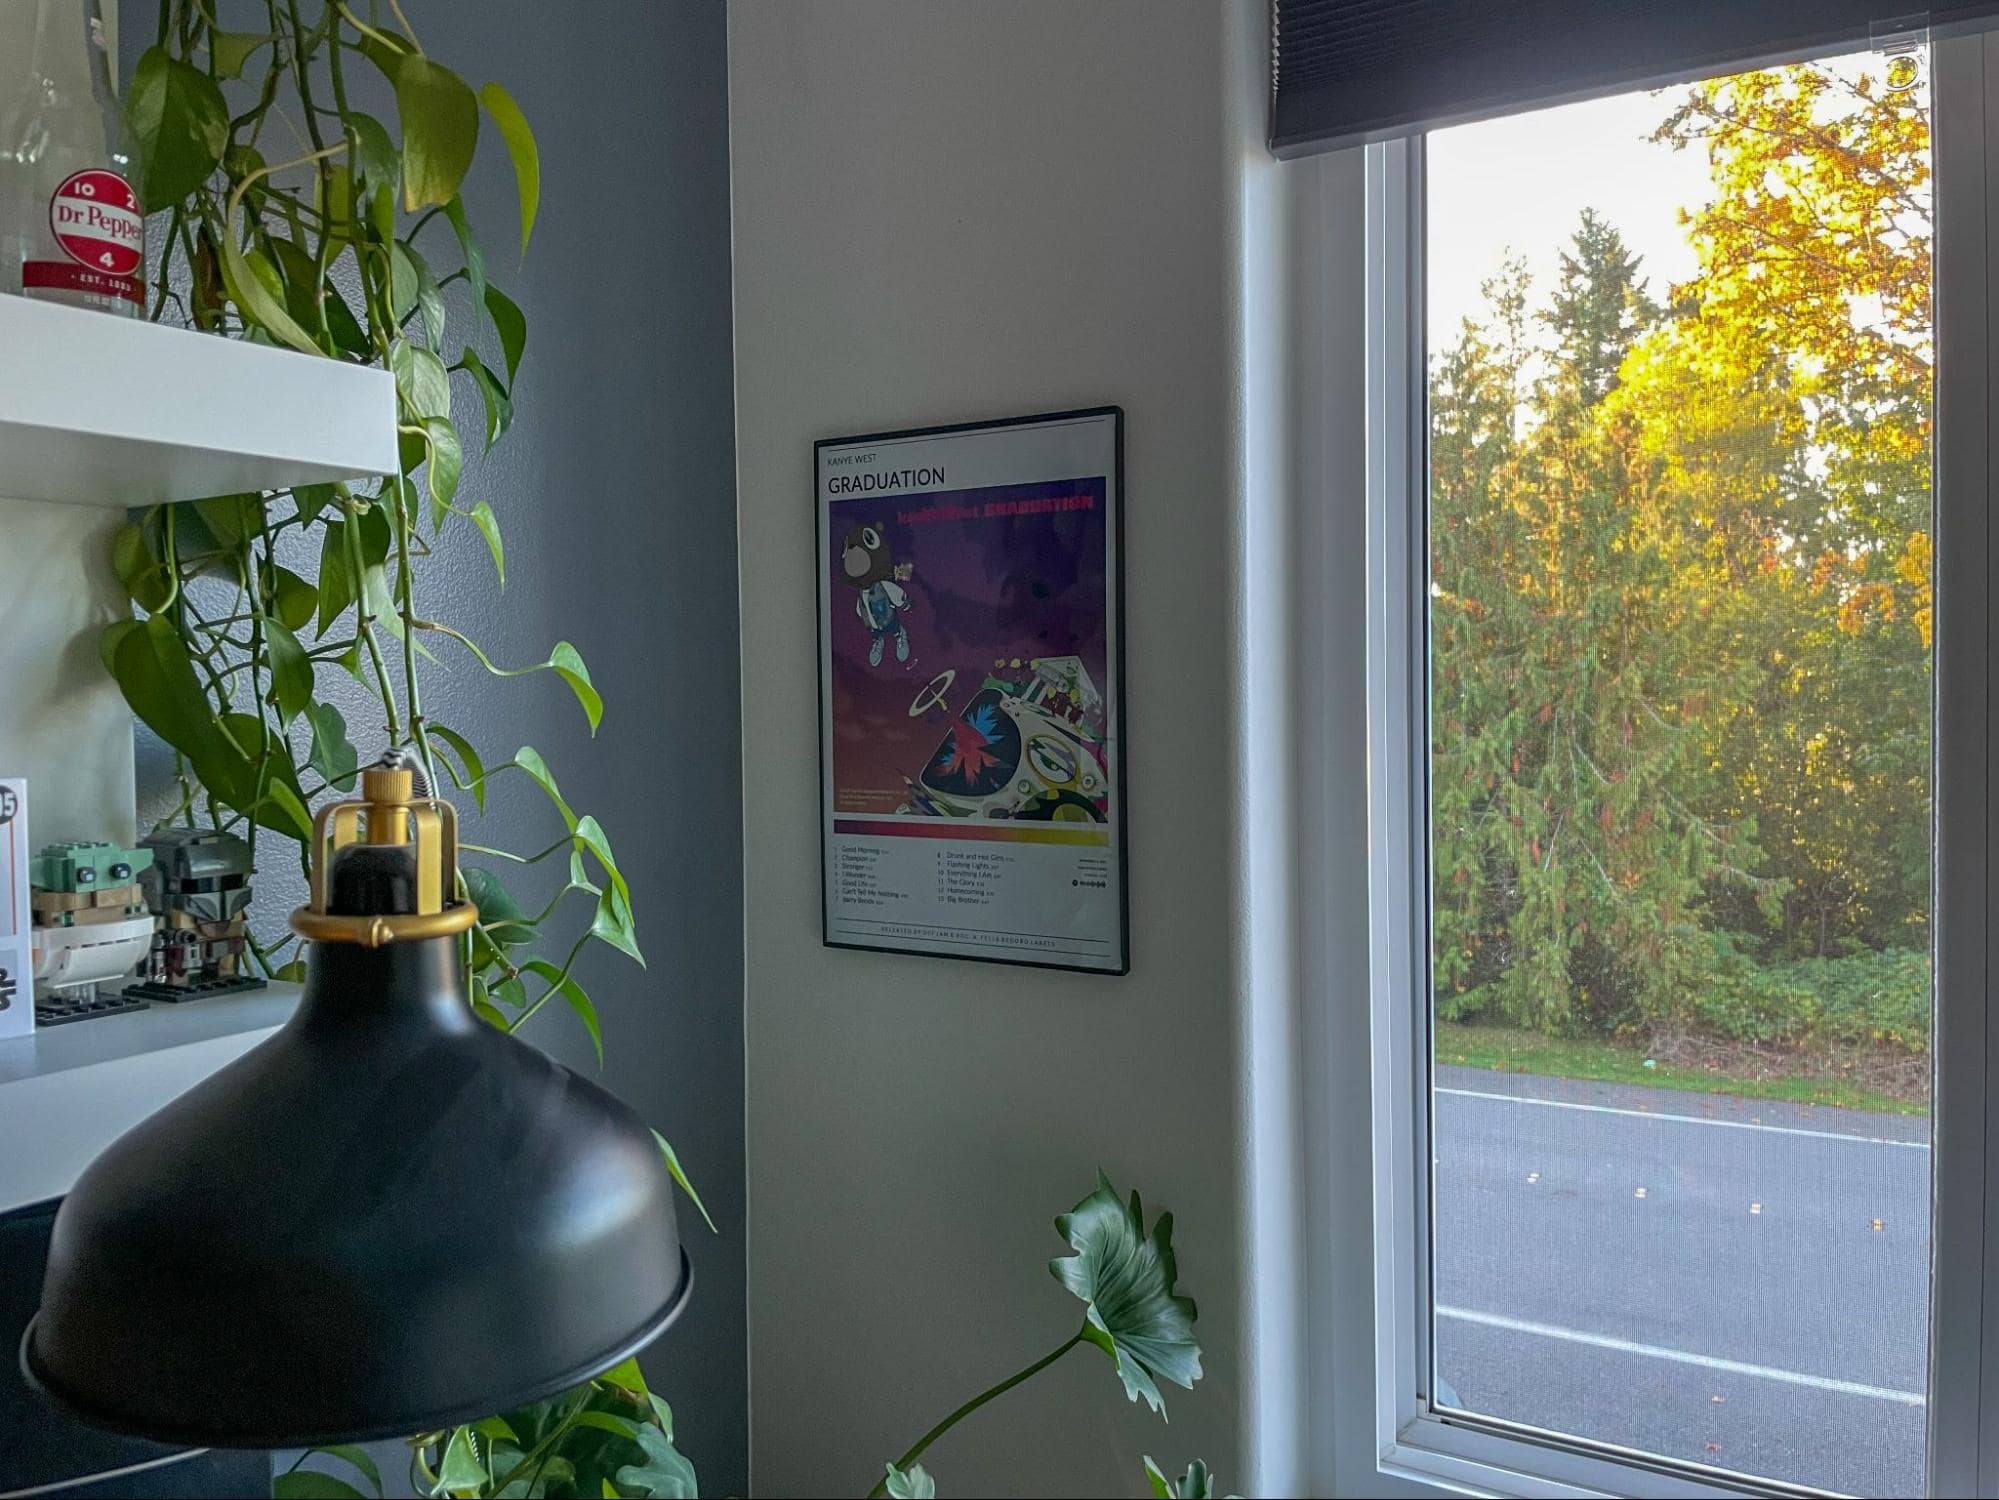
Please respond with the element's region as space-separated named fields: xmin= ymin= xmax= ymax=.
xmin=826 ymin=477 xmax=1115 ymax=829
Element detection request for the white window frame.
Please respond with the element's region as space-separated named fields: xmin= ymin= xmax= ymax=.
xmin=1355 ymin=30 xmax=1999 ymax=1498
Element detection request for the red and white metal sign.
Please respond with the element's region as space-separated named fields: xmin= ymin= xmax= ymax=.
xmin=23 ymin=168 xmax=144 ymax=304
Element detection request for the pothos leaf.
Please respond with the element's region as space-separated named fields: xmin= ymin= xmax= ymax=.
xmin=469 ymin=498 xmax=506 ymax=587
xmin=653 ymin=1129 xmax=717 ymax=1234
xmin=264 ymin=620 xmax=314 ymax=725
xmin=271 ymin=1473 xmax=365 ymax=1500
xmin=341 ymin=109 xmax=399 ymax=193
xmin=209 ymin=30 xmax=269 ymax=82
xmin=306 ymin=701 xmax=359 ymax=791
xmin=420 ymin=414 xmax=464 ymax=525
xmin=428 ymin=725 xmax=488 ymax=812
xmin=390 ymin=339 xmax=452 ymax=422
xmin=486 ymin=283 xmax=528 ymax=384
xmin=478 ymin=80 xmax=540 ymax=253
xmin=302 ymin=1444 xmax=382 ymax=1497
xmin=611 ymin=1418 xmax=697 ymax=1499
xmin=217 ymin=219 xmax=321 ymax=356
xmin=550 ymin=641 xmax=604 ymax=733
xmin=128 ymin=47 xmax=228 ymax=205
xmin=1050 ymin=1173 xmax=1203 ymax=1418
xmin=394 ymin=54 xmax=480 ymax=211
xmin=110 ymin=523 xmax=173 ymax=611
xmin=444 ymin=195 xmax=489 ymax=336
xmin=521 ymin=957 xmax=602 ymax=1065
xmin=456 ymin=347 xmax=514 ymax=450
xmin=436 ymin=1424 xmax=486 ymax=1494
xmin=1144 ymin=1456 xmax=1217 ymax=1499
xmin=441 ymin=635 xmax=602 ymax=734
xmin=463 ymin=866 xmax=533 ymax=947
xmin=268 ymin=563 xmax=319 ymax=633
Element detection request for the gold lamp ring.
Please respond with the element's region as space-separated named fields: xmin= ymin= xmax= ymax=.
xmin=290 ymin=903 xmax=481 ymax=949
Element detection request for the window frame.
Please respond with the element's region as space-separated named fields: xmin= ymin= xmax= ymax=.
xmin=1356 ymin=30 xmax=1998 ymax=1497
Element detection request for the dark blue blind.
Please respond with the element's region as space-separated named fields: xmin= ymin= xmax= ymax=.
xmin=1270 ymin=1 xmax=1984 ymax=156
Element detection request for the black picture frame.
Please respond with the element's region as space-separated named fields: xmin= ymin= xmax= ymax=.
xmin=814 ymin=406 xmax=1129 ymax=975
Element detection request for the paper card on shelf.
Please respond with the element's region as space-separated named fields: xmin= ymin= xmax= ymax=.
xmin=0 ymin=778 xmax=26 ymax=1038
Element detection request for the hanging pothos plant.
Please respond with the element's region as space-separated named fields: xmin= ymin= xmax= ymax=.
xmin=101 ymin=3 xmax=704 ymax=1495
xmin=107 ymin=9 xmax=1224 ymax=1499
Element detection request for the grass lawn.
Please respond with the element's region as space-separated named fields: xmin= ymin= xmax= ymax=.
xmin=1436 ymin=1022 xmax=1927 ymax=1117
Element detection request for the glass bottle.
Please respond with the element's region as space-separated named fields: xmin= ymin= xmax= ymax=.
xmin=0 ymin=0 xmax=143 ymax=316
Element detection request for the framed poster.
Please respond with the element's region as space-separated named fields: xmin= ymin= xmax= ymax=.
xmin=816 ymin=407 xmax=1127 ymax=973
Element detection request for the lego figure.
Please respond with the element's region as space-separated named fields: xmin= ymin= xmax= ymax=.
xmin=128 ymin=829 xmax=263 ymax=1000
xmin=29 ymin=841 xmax=159 ymax=1021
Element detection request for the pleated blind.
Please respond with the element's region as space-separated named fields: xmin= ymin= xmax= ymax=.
xmin=1270 ymin=1 xmax=1993 ymax=156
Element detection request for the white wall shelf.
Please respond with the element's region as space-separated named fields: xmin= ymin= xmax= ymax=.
xmin=0 ymin=295 xmax=396 ymax=509
xmin=0 ymin=983 xmax=300 ymax=1213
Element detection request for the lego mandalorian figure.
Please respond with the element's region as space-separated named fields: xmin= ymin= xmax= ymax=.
xmin=127 ymin=829 xmax=265 ymax=1002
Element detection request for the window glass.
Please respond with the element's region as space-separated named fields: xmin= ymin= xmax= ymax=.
xmin=1425 ymin=44 xmax=1934 ymax=1496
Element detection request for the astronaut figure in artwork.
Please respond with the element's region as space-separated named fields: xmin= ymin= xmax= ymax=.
xmin=840 ymin=522 xmax=915 ymax=667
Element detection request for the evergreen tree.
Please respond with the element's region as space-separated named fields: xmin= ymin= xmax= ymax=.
xmin=1431 ymin=228 xmax=1762 ymax=1034
xmin=1542 ymin=208 xmax=1655 ymax=405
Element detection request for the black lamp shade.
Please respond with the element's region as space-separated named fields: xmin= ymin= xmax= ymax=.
xmin=21 ymin=933 xmax=689 ymax=1446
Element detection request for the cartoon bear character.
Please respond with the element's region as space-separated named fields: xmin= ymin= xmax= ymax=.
xmin=840 ymin=522 xmax=915 ymax=666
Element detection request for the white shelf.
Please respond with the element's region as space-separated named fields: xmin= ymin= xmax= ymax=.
xmin=0 ymin=295 xmax=396 ymax=508
xmin=0 ymin=983 xmax=301 ymax=1213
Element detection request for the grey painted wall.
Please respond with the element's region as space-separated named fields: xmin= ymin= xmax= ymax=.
xmin=121 ymin=4 xmax=746 ymax=1492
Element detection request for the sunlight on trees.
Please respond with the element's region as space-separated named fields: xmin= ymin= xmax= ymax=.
xmin=1431 ymin=57 xmax=1933 ymax=1060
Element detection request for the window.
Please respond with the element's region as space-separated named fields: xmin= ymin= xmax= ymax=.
xmin=1360 ymin=28 xmax=1999 ymax=1499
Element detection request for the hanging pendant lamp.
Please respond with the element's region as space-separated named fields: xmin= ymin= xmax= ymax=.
xmin=20 ymin=762 xmax=690 ymax=1447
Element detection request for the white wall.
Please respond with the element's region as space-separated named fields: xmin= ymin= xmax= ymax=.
xmin=730 ymin=4 xmax=1273 ymax=1493
xmin=0 ymin=501 xmax=136 ymax=850
xmin=0 ymin=1 xmax=135 ymax=850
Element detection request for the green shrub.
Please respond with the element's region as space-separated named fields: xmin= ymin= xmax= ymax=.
xmin=1691 ymin=937 xmax=1928 ymax=1053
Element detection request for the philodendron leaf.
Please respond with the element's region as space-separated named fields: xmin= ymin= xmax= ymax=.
xmin=394 ymin=55 xmax=479 ymax=211
xmin=1144 ymin=1456 xmax=1219 ymax=1499
xmin=611 ymin=1418 xmax=698 ymax=1499
xmin=478 ymin=80 xmax=540 ymax=253
xmin=1050 ymin=1172 xmax=1202 ymax=1417
xmin=128 ymin=47 xmax=228 ymax=204
xmin=884 ymin=1462 xmax=936 ymax=1499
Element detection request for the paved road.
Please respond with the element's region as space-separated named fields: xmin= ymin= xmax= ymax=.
xmin=1434 ymin=1068 xmax=1930 ymax=1497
